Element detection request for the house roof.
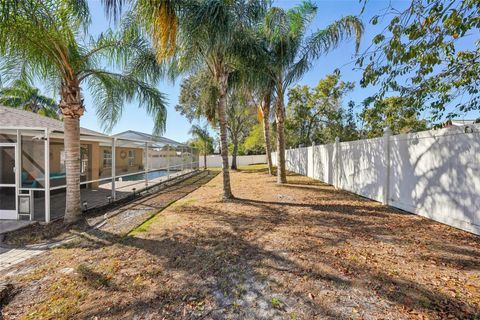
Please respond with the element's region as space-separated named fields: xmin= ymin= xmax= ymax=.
xmin=113 ymin=130 xmax=186 ymax=147
xmin=450 ymin=119 xmax=478 ymax=126
xmin=0 ymin=105 xmax=106 ymax=137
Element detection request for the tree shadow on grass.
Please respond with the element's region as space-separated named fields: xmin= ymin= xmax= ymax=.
xmin=65 ymin=193 xmax=480 ymax=319
xmin=72 ymin=227 xmax=348 ymax=319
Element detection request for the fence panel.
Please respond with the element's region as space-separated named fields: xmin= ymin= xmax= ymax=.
xmin=271 ymin=125 xmax=480 ymax=235
xmin=285 ymin=147 xmax=308 ymax=175
xmin=338 ymin=138 xmax=386 ymax=203
xmin=199 ymin=154 xmax=267 ymax=168
xmin=389 ymin=127 xmax=480 ymax=234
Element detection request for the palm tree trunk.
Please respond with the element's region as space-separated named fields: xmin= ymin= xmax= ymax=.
xmin=261 ymin=94 xmax=273 ymax=175
xmin=217 ymin=71 xmax=234 ymax=199
xmin=275 ymin=93 xmax=287 ymax=184
xmin=231 ymin=137 xmax=238 ymax=170
xmin=59 ymin=80 xmax=84 ymax=225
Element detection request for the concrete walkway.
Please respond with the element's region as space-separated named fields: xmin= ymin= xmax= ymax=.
xmin=0 ymin=221 xmax=35 ymax=235
xmin=0 ymin=247 xmax=44 ymax=273
xmin=0 ymin=221 xmax=42 ymax=273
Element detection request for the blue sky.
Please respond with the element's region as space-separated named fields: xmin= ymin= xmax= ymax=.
xmin=59 ymin=1 xmax=480 ymax=142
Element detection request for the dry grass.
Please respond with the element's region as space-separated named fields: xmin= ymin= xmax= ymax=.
xmin=1 ymin=166 xmax=479 ymax=319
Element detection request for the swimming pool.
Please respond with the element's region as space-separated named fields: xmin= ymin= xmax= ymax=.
xmin=120 ymin=170 xmax=168 ymax=181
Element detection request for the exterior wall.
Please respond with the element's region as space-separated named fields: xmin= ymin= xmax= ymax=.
xmin=272 ymin=124 xmax=480 ymax=235
xmin=98 ymin=146 xmax=144 ymax=177
xmin=199 ymin=154 xmax=267 ymax=168
xmin=49 ymin=140 xmax=63 ymax=174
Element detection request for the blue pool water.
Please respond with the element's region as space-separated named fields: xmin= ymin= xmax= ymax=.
xmin=121 ymin=170 xmax=168 ymax=181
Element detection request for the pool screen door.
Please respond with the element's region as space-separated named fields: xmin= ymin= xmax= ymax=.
xmin=0 ymin=144 xmax=17 ymax=220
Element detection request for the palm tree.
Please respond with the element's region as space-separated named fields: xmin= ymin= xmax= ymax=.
xmin=101 ymin=0 xmax=180 ymax=62
xmin=189 ymin=124 xmax=212 ymax=170
xmin=0 ymin=1 xmax=167 ymax=224
xmin=0 ymin=79 xmax=60 ymax=119
xmin=255 ymin=80 xmax=275 ymax=175
xmin=259 ymin=2 xmax=363 ymax=183
xmin=170 ymin=0 xmax=268 ymax=199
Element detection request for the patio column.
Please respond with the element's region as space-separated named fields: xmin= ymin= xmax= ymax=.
xmin=144 ymin=142 xmax=149 ymax=188
xmin=167 ymin=145 xmax=170 ymax=178
xmin=44 ymin=129 xmax=51 ymax=223
xmin=111 ymin=138 xmax=116 ymax=201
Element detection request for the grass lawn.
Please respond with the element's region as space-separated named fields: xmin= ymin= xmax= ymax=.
xmin=1 ymin=165 xmax=479 ymax=319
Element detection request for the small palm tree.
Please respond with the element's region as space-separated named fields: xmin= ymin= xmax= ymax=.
xmin=0 ymin=80 xmax=60 ymax=119
xmin=259 ymin=2 xmax=363 ymax=183
xmin=0 ymin=1 xmax=167 ymax=224
xmin=189 ymin=124 xmax=212 ymax=170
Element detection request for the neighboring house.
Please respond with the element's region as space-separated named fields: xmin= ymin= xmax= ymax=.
xmin=0 ymin=105 xmax=194 ymax=222
xmin=442 ymin=119 xmax=479 ymax=128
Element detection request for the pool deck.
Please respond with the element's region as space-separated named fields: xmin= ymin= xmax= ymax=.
xmin=48 ymin=170 xmax=193 ymax=219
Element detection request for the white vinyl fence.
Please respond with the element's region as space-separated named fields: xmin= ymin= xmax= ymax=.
xmin=199 ymin=154 xmax=267 ymax=168
xmin=272 ymin=125 xmax=480 ymax=235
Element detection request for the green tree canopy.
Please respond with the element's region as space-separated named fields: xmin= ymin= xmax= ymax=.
xmin=285 ymin=73 xmax=359 ymax=146
xmin=360 ymin=96 xmax=429 ymax=138
xmin=358 ymin=0 xmax=480 ymax=120
xmin=242 ymin=123 xmax=276 ymax=155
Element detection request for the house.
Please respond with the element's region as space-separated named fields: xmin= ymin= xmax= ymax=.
xmin=0 ymin=105 xmax=196 ymax=223
xmin=441 ymin=119 xmax=480 ymax=128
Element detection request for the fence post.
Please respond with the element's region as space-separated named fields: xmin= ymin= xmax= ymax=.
xmin=334 ymin=137 xmax=340 ymax=189
xmin=383 ymin=127 xmax=392 ymax=205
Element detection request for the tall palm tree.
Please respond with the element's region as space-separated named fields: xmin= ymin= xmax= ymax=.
xmin=189 ymin=124 xmax=212 ymax=170
xmin=254 ymin=80 xmax=275 ymax=175
xmin=171 ymin=0 xmax=268 ymax=199
xmin=0 ymin=79 xmax=60 ymax=119
xmin=0 ymin=1 xmax=167 ymax=224
xmin=259 ymin=2 xmax=363 ymax=183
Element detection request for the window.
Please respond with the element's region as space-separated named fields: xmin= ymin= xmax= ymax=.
xmin=128 ymin=150 xmax=135 ymax=166
xmin=80 ymin=145 xmax=88 ymax=174
xmin=60 ymin=150 xmax=66 ymax=173
xmin=103 ymin=150 xmax=112 ymax=168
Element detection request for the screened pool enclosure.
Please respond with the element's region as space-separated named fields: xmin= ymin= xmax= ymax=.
xmin=0 ymin=127 xmax=199 ymax=223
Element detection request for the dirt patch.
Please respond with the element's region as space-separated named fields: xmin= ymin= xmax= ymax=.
xmin=1 ymin=166 xmax=479 ymax=319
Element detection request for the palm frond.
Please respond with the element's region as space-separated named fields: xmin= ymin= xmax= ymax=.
xmin=86 ymin=70 xmax=167 ymax=135
xmin=0 ymin=79 xmax=60 ymax=118
xmin=286 ymin=15 xmax=364 ymax=85
xmin=189 ymin=124 xmax=211 ymax=142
